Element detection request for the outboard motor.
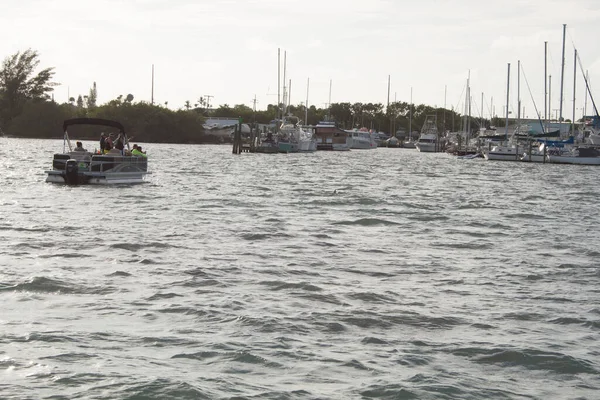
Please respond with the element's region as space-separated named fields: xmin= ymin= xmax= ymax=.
xmin=65 ymin=159 xmax=79 ymax=185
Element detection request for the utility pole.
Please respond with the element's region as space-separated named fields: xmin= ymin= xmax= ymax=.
xmin=204 ymin=95 xmax=213 ymax=110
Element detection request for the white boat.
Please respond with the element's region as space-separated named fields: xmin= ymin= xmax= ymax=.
xmin=547 ymin=146 xmax=600 ymax=165
xmin=45 ymin=118 xmax=149 ymax=185
xmin=485 ymin=63 xmax=520 ymax=162
xmin=484 ymin=143 xmax=521 ymax=161
xmin=415 ymin=115 xmax=443 ymax=152
xmin=314 ymin=121 xmax=351 ymax=151
xmin=521 ymin=145 xmax=547 ymax=163
xmin=279 ymin=116 xmax=316 ymax=152
xmin=345 ymin=128 xmax=378 ymax=149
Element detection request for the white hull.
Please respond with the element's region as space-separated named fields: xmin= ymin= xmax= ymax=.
xmin=298 ymin=138 xmax=317 ymax=152
xmin=351 ymin=141 xmax=377 ymax=149
xmin=484 ymin=144 xmax=521 ymax=161
xmin=521 ymin=154 xmax=546 ymax=163
xmin=316 ymin=140 xmax=351 ymax=151
xmin=332 ymin=144 xmax=351 ymax=151
xmin=547 ymin=155 xmax=600 ymax=165
xmin=45 ymin=170 xmax=148 ymax=185
xmin=484 ymin=152 xmax=520 ymax=161
xmin=415 ymin=143 xmax=439 ymax=152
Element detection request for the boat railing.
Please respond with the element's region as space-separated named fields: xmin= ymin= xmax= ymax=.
xmin=90 ymin=155 xmax=148 ymax=172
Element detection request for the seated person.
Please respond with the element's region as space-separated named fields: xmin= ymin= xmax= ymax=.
xmin=131 ymin=145 xmax=147 ymax=158
xmin=74 ymin=141 xmax=86 ymax=152
xmin=103 ymin=142 xmax=113 ymax=154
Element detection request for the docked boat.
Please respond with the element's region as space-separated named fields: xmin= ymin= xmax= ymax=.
xmin=345 ymin=128 xmax=378 ymax=149
xmin=255 ymin=134 xmax=279 ymax=153
xmin=45 ymin=118 xmax=149 ymax=185
xmin=314 ymin=121 xmax=351 ymax=151
xmin=547 ymin=146 xmax=600 ymax=165
xmin=385 ymin=136 xmax=400 ymax=148
xmin=483 ymin=142 xmax=521 ymax=161
xmin=279 ymin=116 xmax=316 ymax=152
xmin=415 ymin=115 xmax=444 ymax=152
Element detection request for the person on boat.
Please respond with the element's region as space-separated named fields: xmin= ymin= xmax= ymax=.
xmin=114 ymin=134 xmax=125 ymax=154
xmin=103 ymin=141 xmax=113 ymax=154
xmin=100 ymin=132 xmax=107 ymax=153
xmin=74 ymin=141 xmax=86 ymax=152
xmin=132 ymin=145 xmax=147 ymax=158
xmin=106 ymin=133 xmax=115 ymax=149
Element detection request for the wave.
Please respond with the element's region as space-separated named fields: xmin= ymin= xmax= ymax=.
xmin=452 ymin=346 xmax=597 ymax=374
xmin=334 ymin=218 xmax=400 ymax=227
xmin=259 ymin=280 xmax=323 ymax=292
xmin=0 ymin=276 xmax=114 ymax=295
xmin=118 ymin=378 xmax=212 ymax=400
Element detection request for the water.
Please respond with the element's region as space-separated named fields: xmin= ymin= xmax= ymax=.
xmin=1 ymin=137 xmax=599 ymax=399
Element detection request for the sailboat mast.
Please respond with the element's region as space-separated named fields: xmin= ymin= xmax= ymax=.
xmin=467 ymin=76 xmax=471 ymax=139
xmin=328 ymin=79 xmax=332 ymax=116
xmin=549 ymin=75 xmax=552 ymax=121
xmin=305 ymin=77 xmax=309 ymax=125
xmin=572 ymin=48 xmax=577 ymax=135
xmin=463 ymin=74 xmax=469 ymax=133
xmin=544 ymin=41 xmax=548 ymax=123
xmin=283 ymin=51 xmax=287 ymax=115
xmin=584 ymin=71 xmax=588 ymax=119
xmin=409 ymin=87 xmax=413 ymax=140
xmin=277 ymin=48 xmax=281 ymax=121
xmin=517 ymin=60 xmax=521 ymax=124
xmin=387 ymin=75 xmax=391 ymax=133
xmin=387 ymin=75 xmax=390 ymax=109
xmin=443 ymin=84 xmax=447 ymax=132
xmin=505 ymin=63 xmax=511 ymax=139
xmin=480 ymin=92 xmax=484 ymax=130
xmin=559 ymin=23 xmax=566 ymax=123
xmin=151 ymin=64 xmax=154 ymax=105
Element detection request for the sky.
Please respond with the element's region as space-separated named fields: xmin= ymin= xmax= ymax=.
xmin=2 ymin=0 xmax=600 ymax=122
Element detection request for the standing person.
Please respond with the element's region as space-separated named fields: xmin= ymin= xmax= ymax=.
xmin=106 ymin=133 xmax=114 ymax=149
xmin=114 ymin=133 xmax=125 ymax=154
xmin=99 ymin=132 xmax=107 ymax=153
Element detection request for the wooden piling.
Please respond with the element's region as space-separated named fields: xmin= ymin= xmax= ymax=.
xmin=232 ymin=117 xmax=243 ymax=154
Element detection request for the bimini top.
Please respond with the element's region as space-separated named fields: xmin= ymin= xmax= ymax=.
xmin=63 ymin=118 xmax=125 ymax=133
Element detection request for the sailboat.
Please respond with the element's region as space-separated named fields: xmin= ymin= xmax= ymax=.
xmin=485 ymin=63 xmax=522 ymax=161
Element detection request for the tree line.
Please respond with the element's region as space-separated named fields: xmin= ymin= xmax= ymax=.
xmin=1 ymin=49 xmax=499 ymax=143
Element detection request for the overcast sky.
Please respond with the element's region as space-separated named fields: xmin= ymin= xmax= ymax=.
xmin=2 ymin=0 xmax=599 ymax=121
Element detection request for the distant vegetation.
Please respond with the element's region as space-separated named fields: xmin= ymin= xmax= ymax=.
xmin=0 ymin=49 xmax=499 ymax=143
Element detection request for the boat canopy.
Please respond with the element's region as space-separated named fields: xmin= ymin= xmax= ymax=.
xmin=63 ymin=118 xmax=125 ymax=133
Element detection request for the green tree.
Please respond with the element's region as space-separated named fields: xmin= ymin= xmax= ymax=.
xmin=87 ymin=82 xmax=97 ymax=109
xmin=0 ymin=48 xmax=57 ymax=129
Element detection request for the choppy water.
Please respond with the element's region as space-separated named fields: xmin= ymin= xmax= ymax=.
xmin=1 ymin=137 xmax=599 ymax=399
